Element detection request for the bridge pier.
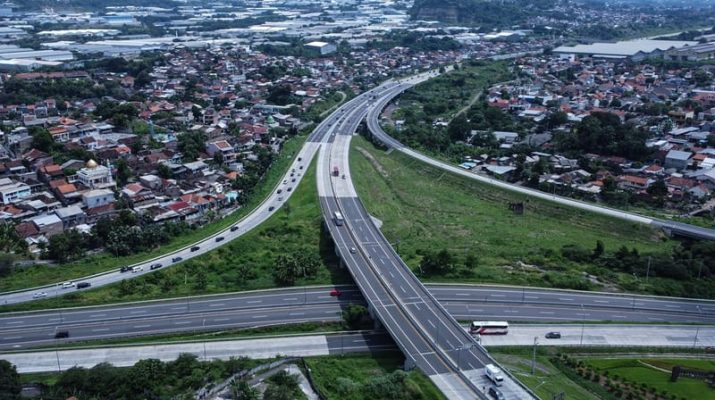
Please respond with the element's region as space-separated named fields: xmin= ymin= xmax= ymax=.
xmin=403 ymin=356 xmax=416 ymax=371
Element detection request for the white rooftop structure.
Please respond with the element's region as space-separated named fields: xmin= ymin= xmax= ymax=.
xmin=554 ymin=39 xmax=697 ymax=59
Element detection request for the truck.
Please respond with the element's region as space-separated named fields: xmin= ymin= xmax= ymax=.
xmin=484 ymin=364 xmax=504 ymax=386
xmin=332 ymin=166 xmax=339 ymax=176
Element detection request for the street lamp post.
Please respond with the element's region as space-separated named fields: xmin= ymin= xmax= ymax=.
xmin=580 ymin=304 xmax=585 ymax=346
xmin=532 ymin=336 xmax=539 ymax=375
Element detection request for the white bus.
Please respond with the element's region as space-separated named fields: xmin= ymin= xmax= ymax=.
xmin=469 ymin=321 xmax=509 ymax=335
xmin=333 ymin=211 xmax=344 ymax=226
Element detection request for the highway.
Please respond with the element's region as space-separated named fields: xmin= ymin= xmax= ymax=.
xmin=4 ymin=325 xmax=715 ymax=374
xmin=0 ymin=85 xmax=387 ymax=306
xmin=317 ymin=74 xmax=536 ymax=399
xmin=2 ymin=284 xmax=715 ymax=350
xmin=365 ymin=80 xmax=715 ymax=241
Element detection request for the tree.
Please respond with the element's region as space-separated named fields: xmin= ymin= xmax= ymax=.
xmin=593 ymin=240 xmax=605 ymax=259
xmin=342 ymin=304 xmax=368 ymax=329
xmin=464 ymin=253 xmax=479 ymax=271
xmin=232 ymin=380 xmax=259 ymax=400
xmin=447 ymin=113 xmax=470 ymax=142
xmin=419 ymin=248 xmax=454 ymax=276
xmin=178 ymin=132 xmax=207 ymax=161
xmin=29 ymin=127 xmax=54 ymax=153
xmin=46 ymin=230 xmax=85 ymax=263
xmin=0 ymin=360 xmax=21 ymax=400
xmin=157 ymin=163 xmax=172 ymax=179
xmin=115 ymin=159 xmax=133 ymax=186
xmin=195 ymin=269 xmax=208 ymax=290
xmin=273 ymin=254 xmax=300 ymax=286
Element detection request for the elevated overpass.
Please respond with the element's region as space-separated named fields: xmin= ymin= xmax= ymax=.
xmin=316 ymin=79 xmax=537 ymax=399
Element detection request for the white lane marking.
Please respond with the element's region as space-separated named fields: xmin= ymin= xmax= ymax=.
xmin=427 ymin=320 xmax=436 ymax=329
xmin=174 ymin=321 xmax=191 ymax=325
xmin=209 ymin=303 xmax=225 ymax=307
xmin=559 ymin=297 xmax=574 ymax=301
xmin=89 ymin=313 xmax=106 ymax=318
xmin=491 ymin=294 xmax=506 ymax=298
xmin=648 ymin=317 xmax=663 ymax=321
xmin=252 ymin=315 xmax=267 ymax=319
xmin=92 ymin=328 xmax=110 ymax=332
xmin=455 ymin=293 xmax=469 ymax=297
xmin=5 ymin=321 xmax=23 ymax=325
xmin=130 ymin=310 xmax=147 ymax=314
xmin=289 ymin=312 xmax=305 ymax=316
xmin=3 ymin=336 xmax=21 ymax=340
xmin=171 ymin=307 xmax=185 ymax=311
xmin=284 ymin=297 xmax=298 ymax=301
xmin=246 ymin=300 xmax=261 ymax=304
xmin=594 ymin=300 xmax=609 ymax=304
xmin=213 ymin=318 xmax=230 ymax=322
xmin=539 ymin=311 xmax=554 ymax=315
xmin=134 ymin=324 xmax=151 ymax=328
xmin=524 ymin=296 xmax=538 ymax=299
xmin=664 ymin=305 xmax=681 ymax=308
xmin=613 ymin=315 xmax=626 ymax=319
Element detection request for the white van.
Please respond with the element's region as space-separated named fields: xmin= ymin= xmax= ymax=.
xmin=132 ymin=266 xmax=143 ymax=273
xmin=61 ymin=281 xmax=74 ymax=289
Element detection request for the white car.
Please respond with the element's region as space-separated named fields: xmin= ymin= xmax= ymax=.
xmin=33 ymin=292 xmax=47 ymax=299
xmin=61 ymin=282 xmax=74 ymax=289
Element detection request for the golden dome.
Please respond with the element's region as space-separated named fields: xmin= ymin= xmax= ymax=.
xmin=86 ymin=159 xmax=98 ymax=169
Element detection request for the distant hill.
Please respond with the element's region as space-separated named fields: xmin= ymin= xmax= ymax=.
xmin=409 ymin=0 xmax=556 ymax=26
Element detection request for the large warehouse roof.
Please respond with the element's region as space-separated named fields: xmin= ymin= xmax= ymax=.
xmin=554 ymin=39 xmax=697 ymax=57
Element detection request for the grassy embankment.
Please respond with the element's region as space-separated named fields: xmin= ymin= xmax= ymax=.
xmin=1 ymin=161 xmax=351 ymax=312
xmin=305 ymin=352 xmax=446 ymax=400
xmin=584 ymin=357 xmax=715 ymax=400
xmin=1 ymin=133 xmax=310 ymax=293
xmin=350 ymin=135 xmax=675 ymax=293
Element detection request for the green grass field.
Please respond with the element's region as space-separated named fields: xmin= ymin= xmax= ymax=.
xmin=1 ymin=134 xmax=310 ymax=293
xmin=349 ymin=136 xmax=673 ymax=291
xmin=305 ymin=352 xmax=446 ymax=400
xmin=585 ymin=358 xmax=715 ymax=399
xmin=1 ymin=161 xmax=351 ymax=312
xmin=491 ymin=350 xmax=599 ymax=400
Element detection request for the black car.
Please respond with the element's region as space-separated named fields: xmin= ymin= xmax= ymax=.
xmin=298 ymin=157 xmax=302 ymax=162
xmin=215 ymin=236 xmax=224 ymax=242
xmin=488 ymin=387 xmax=505 ymax=400
xmin=277 ymin=189 xmax=282 ymax=194
xmin=76 ymin=282 xmax=91 ymax=289
xmin=230 ymin=225 xmax=239 ymax=232
xmin=191 ymin=245 xmax=200 ymax=252
xmin=287 ymin=187 xmax=292 ymax=192
xmin=54 ymin=330 xmax=69 ymax=339
xmin=172 ymin=256 xmax=183 ymax=263
xmin=545 ymin=332 xmax=562 ymax=339
xmin=120 ymin=266 xmax=130 ymax=273
xmin=299 ymin=165 xmax=303 ymax=169
xmin=150 ymin=263 xmax=163 ymax=270
xmin=291 ymin=178 xmax=296 ymax=182
xmin=269 ymin=206 xmax=275 ymax=211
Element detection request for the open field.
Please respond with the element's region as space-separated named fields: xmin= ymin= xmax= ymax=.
xmin=0 ymin=134 xmax=310 ymax=293
xmin=1 ymin=161 xmax=351 ymax=312
xmin=585 ymin=357 xmax=715 ymax=400
xmin=305 ymin=351 xmax=446 ymax=400
xmin=349 ymin=135 xmax=676 ymax=292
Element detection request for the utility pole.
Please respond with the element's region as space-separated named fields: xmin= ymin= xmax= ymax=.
xmin=580 ymin=304 xmax=585 ymax=346
xmin=531 ymin=336 xmax=538 ymax=375
xmin=646 ymin=256 xmax=651 ymax=282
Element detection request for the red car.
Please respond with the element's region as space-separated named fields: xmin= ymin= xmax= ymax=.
xmin=330 ymin=289 xmax=342 ymax=297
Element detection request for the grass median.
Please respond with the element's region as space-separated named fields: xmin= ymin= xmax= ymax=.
xmin=1 ymin=134 xmax=311 ymax=293
xmin=349 ymin=135 xmax=674 ymax=292
xmin=1 ymin=161 xmax=352 ymax=312
xmin=305 ymin=352 xmax=446 ymax=400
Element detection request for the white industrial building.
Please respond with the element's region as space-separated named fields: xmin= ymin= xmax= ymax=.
xmin=304 ymin=41 xmax=337 ymax=55
xmin=554 ymin=39 xmax=697 ymax=61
